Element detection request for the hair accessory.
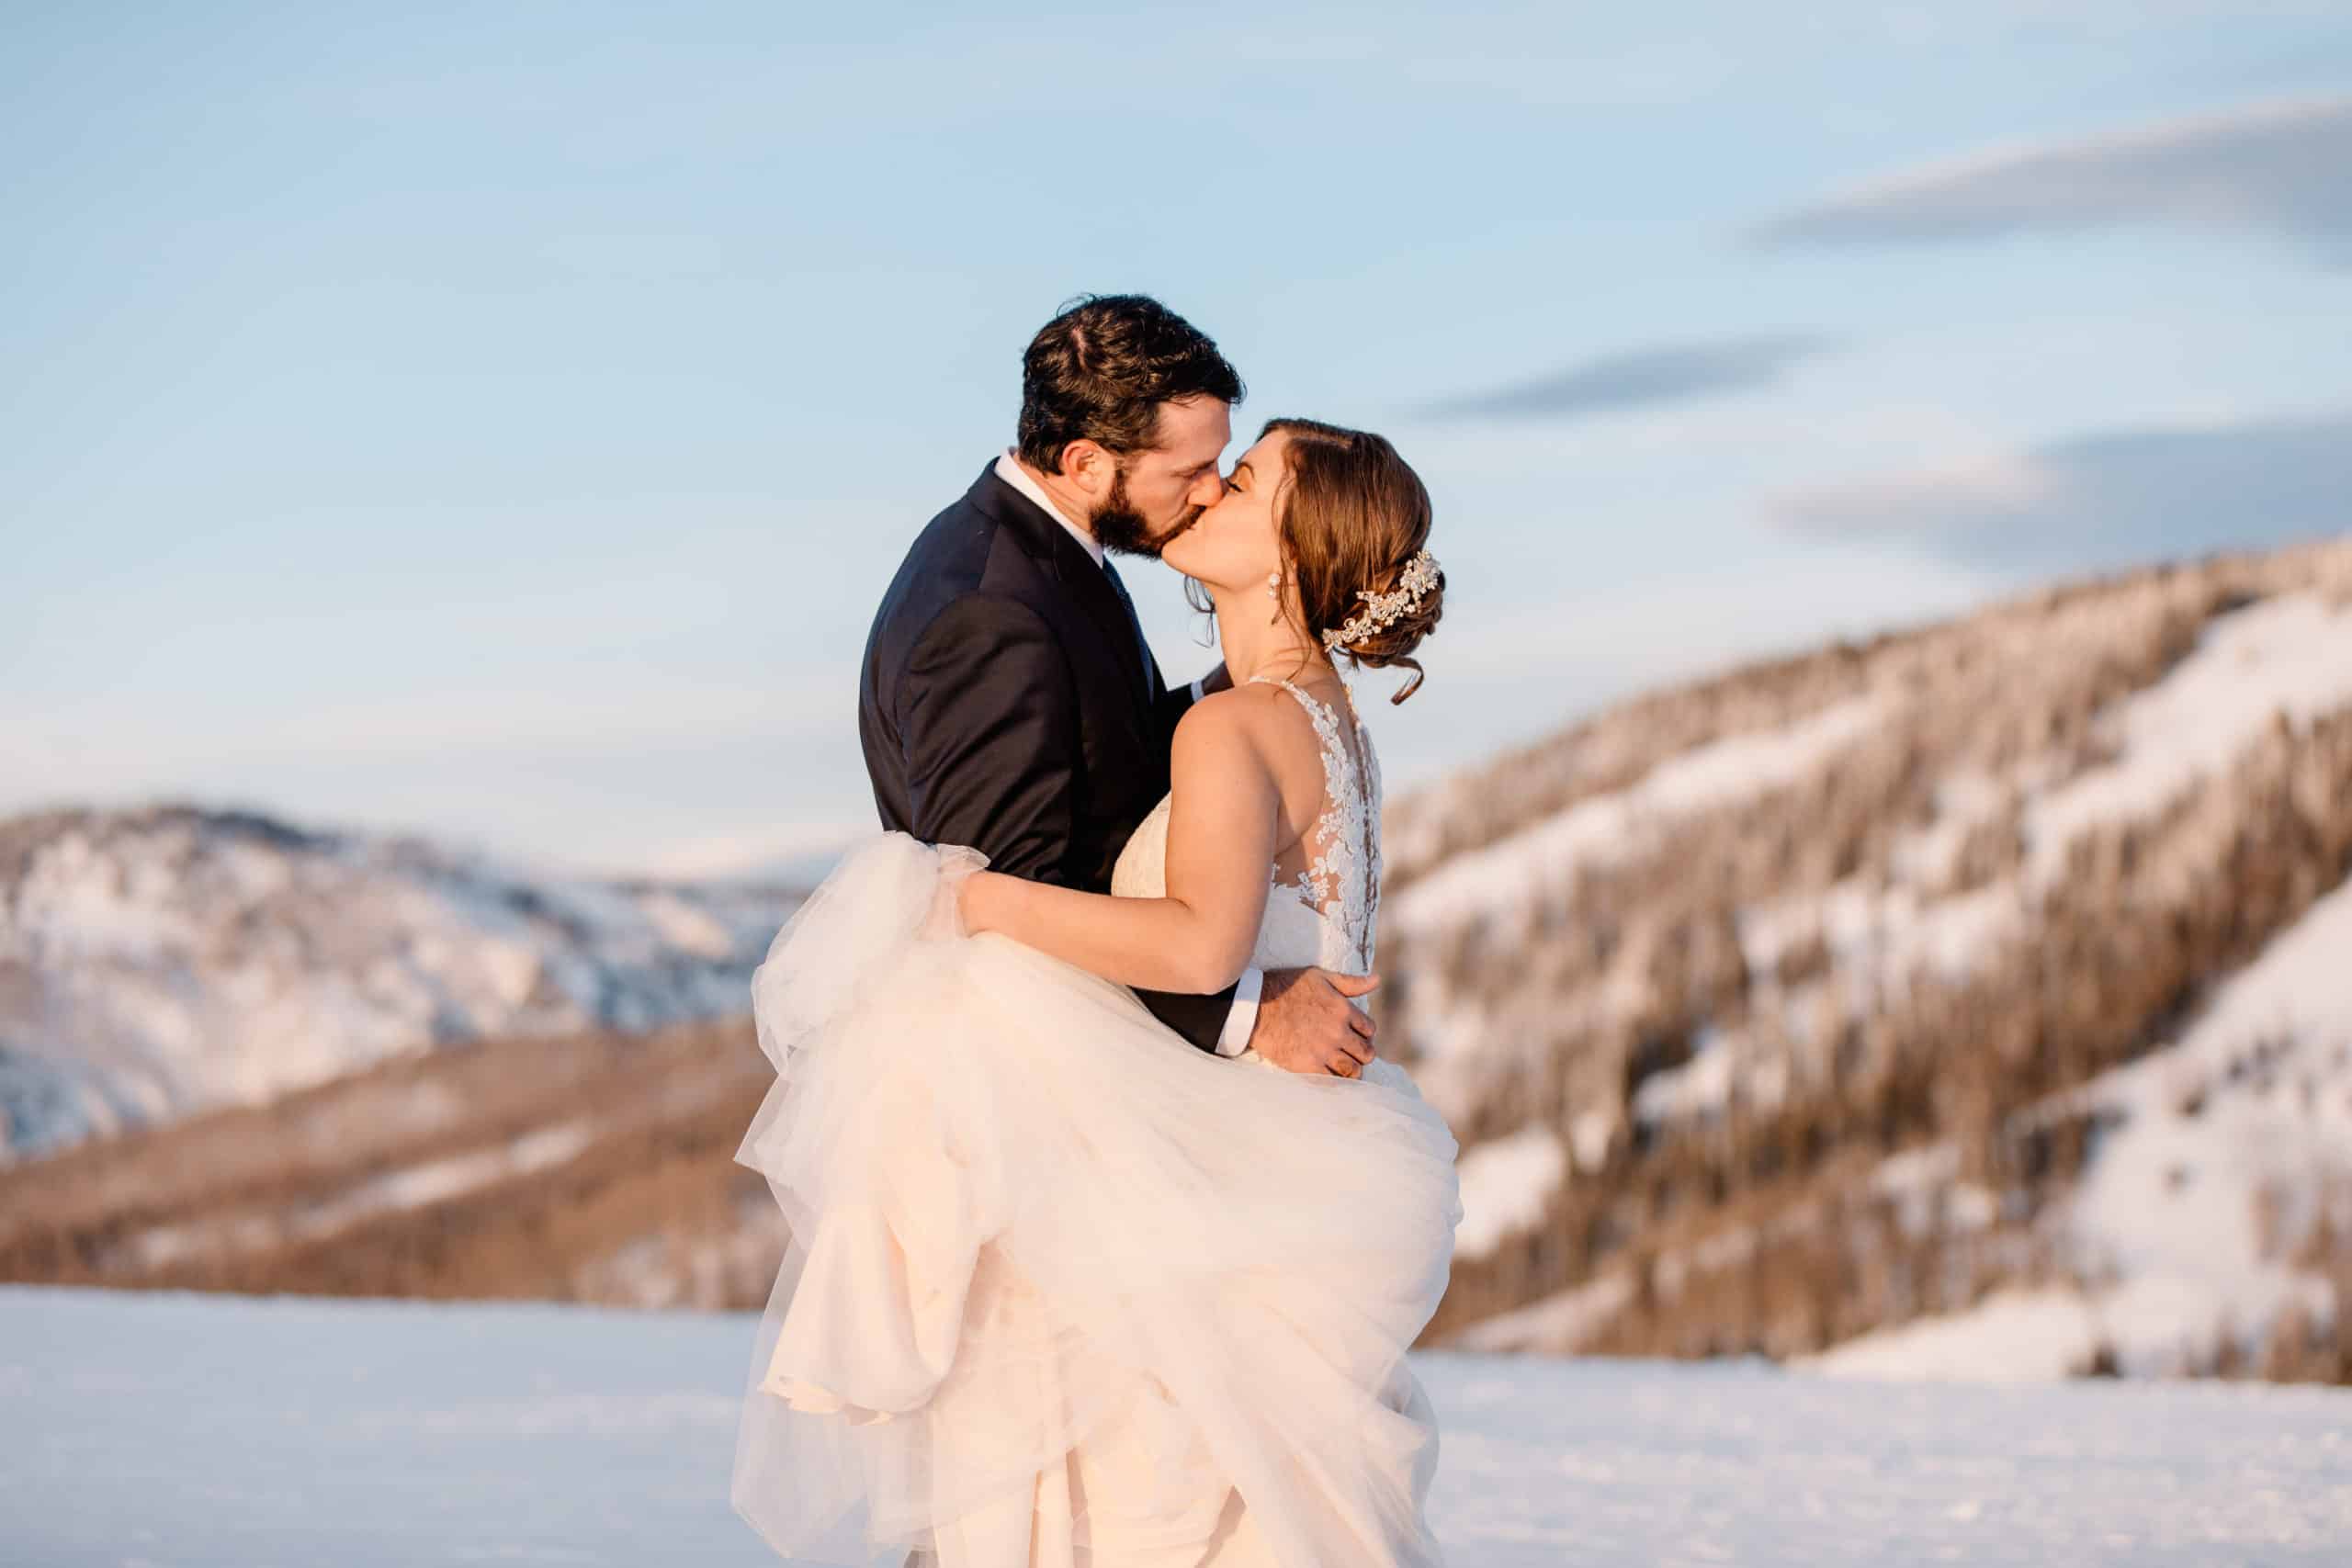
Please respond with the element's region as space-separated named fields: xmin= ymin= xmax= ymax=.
xmin=1321 ymin=549 xmax=1440 ymax=651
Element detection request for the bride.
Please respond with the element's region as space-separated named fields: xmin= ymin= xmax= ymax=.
xmin=731 ymin=418 xmax=1461 ymax=1568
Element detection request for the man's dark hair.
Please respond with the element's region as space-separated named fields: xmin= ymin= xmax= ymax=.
xmin=1015 ymin=294 xmax=1245 ymax=474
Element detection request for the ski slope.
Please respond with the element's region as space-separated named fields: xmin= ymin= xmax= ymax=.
xmin=6 ymin=1283 xmax=2347 ymax=1566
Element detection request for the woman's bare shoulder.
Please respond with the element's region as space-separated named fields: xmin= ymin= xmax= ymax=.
xmin=1180 ymin=680 xmax=1336 ymax=802
xmin=1173 ymin=682 xmax=1294 ymax=750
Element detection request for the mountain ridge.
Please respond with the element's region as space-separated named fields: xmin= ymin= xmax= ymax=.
xmin=7 ymin=534 xmax=2351 ymax=1387
xmin=0 ymin=800 xmax=803 ymax=1167
xmin=1396 ymin=534 xmax=2352 ymax=1381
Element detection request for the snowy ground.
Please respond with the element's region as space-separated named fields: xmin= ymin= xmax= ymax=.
xmin=7 ymin=1285 xmax=2350 ymax=1566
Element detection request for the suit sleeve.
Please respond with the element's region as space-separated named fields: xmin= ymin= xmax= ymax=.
xmin=1150 ymin=671 xmax=1196 ymax=750
xmin=899 ymin=595 xmax=1081 ymax=884
xmin=900 ymin=597 xmax=1241 ymax=1055
xmin=1132 ymin=976 xmax=1242 ymax=1055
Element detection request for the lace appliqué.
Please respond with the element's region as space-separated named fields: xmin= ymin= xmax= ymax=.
xmin=1250 ymin=675 xmax=1383 ymax=971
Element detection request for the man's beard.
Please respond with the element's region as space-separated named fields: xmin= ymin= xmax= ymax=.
xmin=1091 ymin=464 xmax=1203 ymax=558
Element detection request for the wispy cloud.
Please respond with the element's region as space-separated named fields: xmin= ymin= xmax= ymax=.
xmin=1768 ymin=408 xmax=2352 ymax=572
xmin=1749 ymin=93 xmax=2352 ymax=264
xmin=1424 ymin=333 xmax=1836 ymax=422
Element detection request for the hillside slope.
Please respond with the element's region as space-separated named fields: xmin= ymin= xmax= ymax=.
xmin=0 ymin=1010 xmax=778 ymax=1308
xmin=10 ymin=537 xmax=2352 ymax=1387
xmin=1398 ymin=535 xmax=2352 ymax=1380
xmin=0 ymin=805 xmax=801 ymax=1166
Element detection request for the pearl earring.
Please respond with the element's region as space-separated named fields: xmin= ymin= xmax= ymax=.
xmin=1266 ymin=571 xmax=1283 ymax=603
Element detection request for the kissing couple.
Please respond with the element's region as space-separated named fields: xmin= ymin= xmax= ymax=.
xmin=731 ymin=293 xmax=1463 ymax=1567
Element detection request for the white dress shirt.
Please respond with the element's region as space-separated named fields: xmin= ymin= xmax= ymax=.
xmin=991 ymin=452 xmax=1262 ymax=1057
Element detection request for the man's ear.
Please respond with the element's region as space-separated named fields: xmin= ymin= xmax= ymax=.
xmin=1060 ymin=439 xmax=1113 ymax=500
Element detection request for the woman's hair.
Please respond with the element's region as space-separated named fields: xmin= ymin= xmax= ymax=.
xmin=1263 ymin=417 xmax=1442 ymax=704
xmin=1015 ymin=294 xmax=1246 ymax=473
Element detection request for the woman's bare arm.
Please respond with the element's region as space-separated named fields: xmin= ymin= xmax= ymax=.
xmin=956 ymin=691 xmax=1279 ymax=994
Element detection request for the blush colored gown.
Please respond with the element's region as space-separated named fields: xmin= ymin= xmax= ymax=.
xmin=730 ymin=677 xmax=1462 ymax=1567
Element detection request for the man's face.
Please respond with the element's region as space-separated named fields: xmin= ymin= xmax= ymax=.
xmin=1089 ymin=395 xmax=1233 ymax=558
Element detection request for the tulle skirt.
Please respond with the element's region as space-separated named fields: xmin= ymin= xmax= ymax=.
xmin=729 ymin=833 xmax=1463 ymax=1568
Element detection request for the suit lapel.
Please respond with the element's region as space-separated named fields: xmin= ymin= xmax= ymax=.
xmin=972 ymin=464 xmax=1152 ymax=705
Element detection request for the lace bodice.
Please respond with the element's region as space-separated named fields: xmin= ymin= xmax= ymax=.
xmin=1109 ymin=674 xmax=1384 ymax=980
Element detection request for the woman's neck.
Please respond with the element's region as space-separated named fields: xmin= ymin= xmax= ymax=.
xmin=1208 ymin=582 xmax=1332 ymax=691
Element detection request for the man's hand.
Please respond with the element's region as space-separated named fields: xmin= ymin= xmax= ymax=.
xmin=1248 ymin=966 xmax=1379 ymax=1077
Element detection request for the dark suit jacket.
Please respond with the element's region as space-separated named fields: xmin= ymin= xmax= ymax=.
xmin=857 ymin=459 xmax=1240 ymax=1052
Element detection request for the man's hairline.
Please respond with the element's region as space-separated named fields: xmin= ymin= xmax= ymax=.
xmin=1043 ymin=393 xmax=1236 ymax=476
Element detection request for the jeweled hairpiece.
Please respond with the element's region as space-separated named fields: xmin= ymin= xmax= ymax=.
xmin=1322 ymin=548 xmax=1441 ymax=651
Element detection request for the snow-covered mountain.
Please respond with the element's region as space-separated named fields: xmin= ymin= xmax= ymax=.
xmin=1399 ymin=535 xmax=2352 ymax=1382
xmin=8 ymin=537 xmax=2351 ymax=1390
xmin=0 ymin=804 xmax=804 ymax=1167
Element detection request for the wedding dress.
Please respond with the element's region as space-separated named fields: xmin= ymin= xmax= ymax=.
xmin=730 ymin=676 xmax=1462 ymax=1567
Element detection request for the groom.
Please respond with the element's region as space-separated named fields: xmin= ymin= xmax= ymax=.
xmin=856 ymin=293 xmax=1379 ymax=1076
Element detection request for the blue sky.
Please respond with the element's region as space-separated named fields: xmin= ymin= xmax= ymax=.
xmin=5 ymin=2 xmax=2347 ymax=877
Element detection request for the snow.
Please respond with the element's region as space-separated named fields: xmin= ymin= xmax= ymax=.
xmin=1450 ymin=1273 xmax=1638 ymax=1355
xmin=0 ymin=807 xmax=805 ymax=1166
xmin=1408 ymin=588 xmax=2352 ymax=1153
xmin=1631 ymin=1023 xmax=1736 ymax=1126
xmin=2023 ymin=592 xmax=2352 ymax=886
xmin=9 ymin=1282 xmax=2347 ymax=1566
xmin=298 ymin=1120 xmax=598 ymax=1234
xmin=1754 ymin=877 xmax=2023 ymax=996
xmin=1568 ymin=1108 xmax=1615 ymax=1172
xmin=2089 ymin=858 xmax=2352 ymax=1116
xmin=1385 ymin=694 xmax=1900 ymax=1125
xmin=1887 ymin=772 xmax=2009 ymax=889
xmin=1869 ymin=1142 xmax=2001 ymax=1239
xmin=1453 ymin=1124 xmax=1568 ymax=1258
xmin=1805 ymin=1287 xmax=2104 ymax=1382
xmin=1813 ymin=871 xmax=2352 ymax=1382
xmin=1389 ymin=694 xmax=1888 ymax=942
xmin=639 ymin=890 xmax=742 ymax=960
xmin=2047 ymin=870 xmax=2352 ymax=1370
xmin=116 ymin=1121 xmax=603 ymax=1273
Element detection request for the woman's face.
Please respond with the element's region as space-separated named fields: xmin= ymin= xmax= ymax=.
xmin=1160 ymin=428 xmax=1291 ymax=593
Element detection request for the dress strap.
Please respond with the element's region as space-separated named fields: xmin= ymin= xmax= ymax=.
xmin=1246 ymin=671 xmax=1366 ymax=739
xmin=1246 ymin=672 xmax=1373 ymax=801
xmin=1245 ymin=671 xmax=1311 ymax=705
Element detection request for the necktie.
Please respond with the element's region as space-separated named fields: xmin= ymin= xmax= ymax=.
xmin=1099 ymin=559 xmax=1157 ymax=689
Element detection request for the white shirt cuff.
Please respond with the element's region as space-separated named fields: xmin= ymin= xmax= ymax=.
xmin=1215 ymin=967 xmax=1263 ymax=1056
xmin=1190 ymin=676 xmax=1205 ymax=703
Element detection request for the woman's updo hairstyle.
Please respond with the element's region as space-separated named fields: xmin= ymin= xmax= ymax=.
xmin=1265 ymin=417 xmax=1442 ymax=704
